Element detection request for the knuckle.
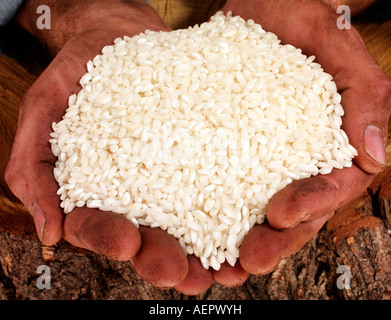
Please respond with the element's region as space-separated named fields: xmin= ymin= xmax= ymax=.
xmin=4 ymin=160 xmax=18 ymax=188
xmin=373 ymin=76 xmax=391 ymax=115
xmin=4 ymin=158 xmax=26 ymax=199
xmin=377 ymin=76 xmax=391 ymax=96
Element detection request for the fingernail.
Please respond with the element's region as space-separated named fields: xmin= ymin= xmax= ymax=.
xmin=287 ymin=213 xmax=308 ymax=229
xmin=30 ymin=204 xmax=45 ymax=241
xmin=363 ymin=125 xmax=386 ymax=165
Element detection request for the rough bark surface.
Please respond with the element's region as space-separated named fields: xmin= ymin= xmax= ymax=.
xmin=1 ymin=183 xmax=391 ymax=300
xmin=1 ymin=1 xmax=391 ymax=300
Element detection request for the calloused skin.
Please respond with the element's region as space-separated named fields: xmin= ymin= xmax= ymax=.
xmin=5 ymin=0 xmax=391 ymax=295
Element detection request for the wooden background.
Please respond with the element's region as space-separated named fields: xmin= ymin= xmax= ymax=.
xmin=0 ymin=0 xmax=391 ymax=299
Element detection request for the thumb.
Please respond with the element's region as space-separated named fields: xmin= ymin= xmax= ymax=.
xmin=338 ymin=72 xmax=391 ymax=174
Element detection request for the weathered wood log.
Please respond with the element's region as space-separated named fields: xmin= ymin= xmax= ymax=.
xmin=1 ymin=181 xmax=390 ymax=300
xmin=1 ymin=1 xmax=391 ymax=300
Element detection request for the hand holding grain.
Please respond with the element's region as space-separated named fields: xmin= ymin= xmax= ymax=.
xmin=215 ymin=0 xmax=391 ymax=284
xmin=4 ymin=0 xmax=201 ymax=291
xmin=4 ymin=0 xmax=391 ymax=296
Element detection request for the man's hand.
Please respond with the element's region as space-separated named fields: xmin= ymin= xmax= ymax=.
xmin=210 ymin=0 xmax=391 ymax=283
xmin=5 ymin=0 xmax=217 ymax=293
xmin=5 ymin=0 xmax=391 ymax=296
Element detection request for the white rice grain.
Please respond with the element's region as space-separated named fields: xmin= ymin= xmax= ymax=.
xmin=50 ymin=11 xmax=356 ymax=271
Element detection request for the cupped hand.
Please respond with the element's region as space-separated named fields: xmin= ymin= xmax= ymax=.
xmin=4 ymin=0 xmax=208 ymax=292
xmin=5 ymin=0 xmax=391 ymax=296
xmin=210 ymin=0 xmax=391 ymax=283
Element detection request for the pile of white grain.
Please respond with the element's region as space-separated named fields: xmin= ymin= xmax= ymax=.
xmin=50 ymin=12 xmax=356 ymax=270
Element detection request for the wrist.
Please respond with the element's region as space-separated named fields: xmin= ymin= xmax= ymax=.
xmin=15 ymin=0 xmax=160 ymax=56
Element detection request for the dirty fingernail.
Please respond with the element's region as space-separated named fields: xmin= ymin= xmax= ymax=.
xmin=363 ymin=125 xmax=386 ymax=165
xmin=30 ymin=204 xmax=45 ymax=241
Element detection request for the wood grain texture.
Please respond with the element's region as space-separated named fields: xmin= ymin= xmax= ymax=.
xmin=1 ymin=1 xmax=391 ymax=300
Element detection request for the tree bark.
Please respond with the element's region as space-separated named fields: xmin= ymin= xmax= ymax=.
xmin=1 ymin=179 xmax=391 ymax=300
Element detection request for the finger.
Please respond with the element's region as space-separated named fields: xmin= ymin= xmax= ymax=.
xmin=63 ymin=207 xmax=141 ymax=260
xmin=5 ymin=148 xmax=63 ymax=246
xmin=266 ymin=165 xmax=373 ymax=230
xmin=212 ymin=260 xmax=249 ymax=287
xmin=4 ymin=71 xmax=75 ymax=245
xmin=338 ymin=77 xmax=391 ymax=174
xmin=130 ymin=226 xmax=188 ymax=289
xmin=174 ymin=255 xmax=214 ymax=295
xmin=239 ymin=211 xmax=334 ymax=275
